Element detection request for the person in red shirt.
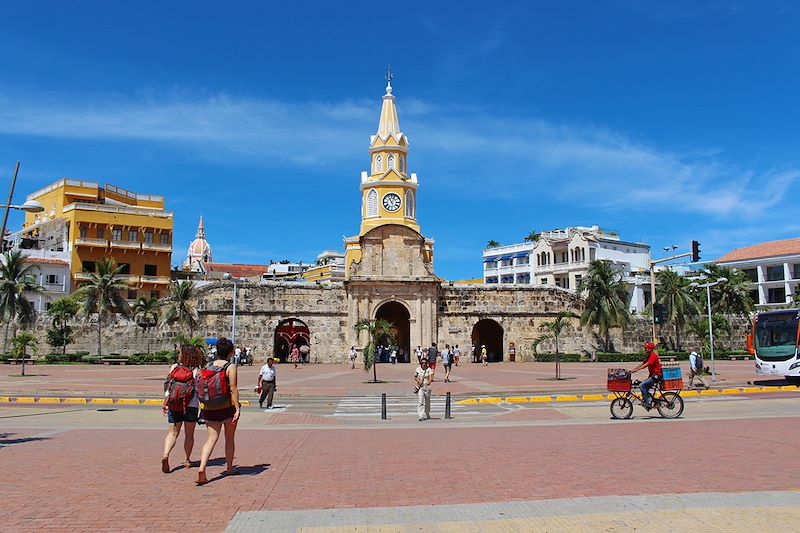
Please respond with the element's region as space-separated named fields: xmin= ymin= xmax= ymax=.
xmin=630 ymin=342 xmax=663 ymax=409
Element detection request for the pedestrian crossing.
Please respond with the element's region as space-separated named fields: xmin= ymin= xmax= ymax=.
xmin=333 ymin=396 xmax=482 ymax=417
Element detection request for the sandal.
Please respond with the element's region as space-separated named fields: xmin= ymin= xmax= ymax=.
xmin=195 ymin=471 xmax=208 ymax=486
xmin=183 ymin=460 xmax=192 ymax=468
xmin=161 ymin=458 xmax=170 ymax=474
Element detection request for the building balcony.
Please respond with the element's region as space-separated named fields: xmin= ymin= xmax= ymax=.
xmin=141 ymin=242 xmax=172 ymax=252
xmin=111 ymin=240 xmax=142 ymax=250
xmin=75 ymin=237 xmax=109 ymax=247
xmin=73 ymin=272 xmax=93 ymax=281
xmin=140 ymin=275 xmax=171 ymax=285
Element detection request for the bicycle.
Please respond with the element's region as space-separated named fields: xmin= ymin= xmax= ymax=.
xmin=609 ymin=379 xmax=684 ymax=419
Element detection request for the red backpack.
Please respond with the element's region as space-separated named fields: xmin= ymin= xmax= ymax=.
xmin=165 ymin=365 xmax=196 ymax=414
xmin=199 ymin=362 xmax=231 ymax=409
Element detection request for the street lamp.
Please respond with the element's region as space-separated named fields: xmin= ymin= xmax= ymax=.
xmin=222 ymin=272 xmax=238 ymax=343
xmin=1 ymin=162 xmax=45 ymax=252
xmin=690 ymin=277 xmax=727 ymax=382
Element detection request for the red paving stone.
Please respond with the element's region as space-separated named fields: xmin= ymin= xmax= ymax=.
xmin=0 ymin=359 xmax=770 ymax=399
xmin=1 ymin=415 xmax=799 ymax=532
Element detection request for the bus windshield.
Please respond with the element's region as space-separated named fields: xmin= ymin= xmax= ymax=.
xmin=755 ymin=315 xmax=799 ymax=360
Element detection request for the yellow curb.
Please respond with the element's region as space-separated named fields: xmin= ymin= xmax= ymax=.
xmin=63 ymin=398 xmax=87 ymax=404
xmin=700 ymin=389 xmax=721 ymax=396
xmin=456 ymin=399 xmax=478 ymax=405
xmin=0 ymin=396 xmax=10 ymax=403
xmin=142 ymin=399 xmax=163 ymax=406
xmin=742 ymin=387 xmax=763 ymax=393
xmin=606 ymin=393 xmax=621 ymax=400
xmin=505 ymin=397 xmax=530 ymax=404
xmin=779 ymin=386 xmax=799 ymax=391
xmin=15 ymin=397 xmax=36 ymax=403
xmin=240 ymin=400 xmax=250 ymax=406
xmin=115 ymin=399 xmax=141 ymax=405
xmin=555 ymin=395 xmax=579 ymax=402
xmin=530 ymin=396 xmax=553 ymax=403
xmin=722 ymin=388 xmax=742 ymax=395
xmin=90 ymin=398 xmax=114 ymax=404
xmin=763 ymin=387 xmax=785 ymax=393
xmin=681 ymin=391 xmax=700 ymax=397
xmin=582 ymin=394 xmax=605 ymax=401
xmin=38 ymin=397 xmax=62 ymax=404
xmin=480 ymin=397 xmax=503 ymax=404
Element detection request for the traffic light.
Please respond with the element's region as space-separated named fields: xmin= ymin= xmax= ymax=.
xmin=653 ymin=303 xmax=667 ymax=325
xmin=691 ymin=240 xmax=701 ymax=262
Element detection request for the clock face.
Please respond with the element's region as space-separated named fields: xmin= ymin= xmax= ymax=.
xmin=382 ymin=193 xmax=402 ymax=212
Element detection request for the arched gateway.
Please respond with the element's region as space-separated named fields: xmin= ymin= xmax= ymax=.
xmin=472 ymin=319 xmax=504 ymax=363
xmin=274 ymin=318 xmax=310 ymax=363
xmin=375 ymin=301 xmax=411 ymax=363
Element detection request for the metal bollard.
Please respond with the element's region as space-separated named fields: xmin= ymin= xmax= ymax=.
xmin=445 ymin=392 xmax=452 ymax=419
xmin=381 ymin=393 xmax=387 ymax=420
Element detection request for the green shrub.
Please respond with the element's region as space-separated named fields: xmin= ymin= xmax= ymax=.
xmin=533 ymin=353 xmax=582 ymax=362
xmin=128 ymin=353 xmax=172 ymax=365
xmin=45 ymin=353 xmax=69 ymax=363
xmin=0 ymin=353 xmax=9 ymax=361
xmin=81 ymin=355 xmax=102 ymax=364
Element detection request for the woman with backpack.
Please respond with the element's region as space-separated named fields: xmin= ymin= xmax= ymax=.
xmin=196 ymin=337 xmax=241 ymax=486
xmin=162 ymin=345 xmax=204 ymax=474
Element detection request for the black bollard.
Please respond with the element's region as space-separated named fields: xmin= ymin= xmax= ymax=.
xmin=445 ymin=391 xmax=452 ymax=419
xmin=381 ymin=393 xmax=387 ymax=420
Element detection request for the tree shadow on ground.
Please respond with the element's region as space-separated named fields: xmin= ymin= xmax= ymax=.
xmin=0 ymin=433 xmax=49 ymax=447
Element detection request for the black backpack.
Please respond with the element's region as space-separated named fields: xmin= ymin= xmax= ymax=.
xmin=694 ymin=353 xmax=703 ymax=371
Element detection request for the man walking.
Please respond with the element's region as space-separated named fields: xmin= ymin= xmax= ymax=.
xmin=258 ymin=357 xmax=277 ymax=409
xmin=428 ymin=342 xmax=438 ymax=380
xmin=414 ymin=358 xmax=433 ymax=421
xmin=688 ymin=351 xmax=709 ymax=389
xmin=441 ymin=344 xmax=453 ymax=382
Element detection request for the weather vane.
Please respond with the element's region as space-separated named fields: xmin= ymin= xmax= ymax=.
xmin=385 ymin=64 xmax=393 ymax=85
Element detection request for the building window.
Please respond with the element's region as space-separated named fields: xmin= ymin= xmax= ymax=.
xmin=767 ymin=287 xmax=786 ymax=304
xmin=45 ymin=274 xmax=59 ymax=285
xmin=541 ymin=278 xmax=548 ymax=285
xmin=793 ymin=264 xmax=800 ymax=279
xmin=400 ymin=156 xmax=405 ymax=173
xmin=82 ymin=261 xmax=96 ymax=273
xmin=144 ymin=264 xmax=157 ymax=276
xmin=575 ymin=275 xmax=582 ymax=288
xmin=388 ymin=154 xmax=395 ymax=170
xmin=112 ymin=229 xmax=122 ymax=241
xmin=118 ymin=263 xmax=131 ymax=275
xmin=743 ymin=268 xmax=758 ymax=282
xmin=127 ymin=289 xmax=137 ymax=300
xmin=79 ymin=227 xmax=87 ymax=239
xmin=128 ymin=230 xmax=138 ymax=242
xmin=366 ymin=189 xmax=378 ymax=218
xmin=405 ymin=190 xmax=414 ymax=218
xmin=749 ymin=289 xmax=760 ymax=304
xmin=96 ymin=228 xmax=105 ymax=239
xmin=375 ymin=155 xmax=383 ymax=173
xmin=144 ymin=232 xmax=153 ymax=244
xmin=766 ymin=266 xmax=784 ymax=282
xmin=160 ymin=233 xmax=170 ymax=245
xmin=150 ymin=291 xmax=160 ymax=299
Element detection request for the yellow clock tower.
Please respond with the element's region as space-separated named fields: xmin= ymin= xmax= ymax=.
xmin=344 ymin=70 xmax=434 ymax=279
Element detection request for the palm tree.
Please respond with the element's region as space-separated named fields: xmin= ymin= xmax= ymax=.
xmin=76 ymin=258 xmax=131 ymax=357
xmin=523 ymin=231 xmax=540 ymax=243
xmin=11 ymin=331 xmax=38 ymax=376
xmin=161 ymin=280 xmax=199 ymax=336
xmin=704 ymin=265 xmax=754 ymax=317
xmin=578 ymin=260 xmax=631 ymax=352
xmin=793 ymin=291 xmax=800 ymax=307
xmin=353 ymin=318 xmax=395 ymax=384
xmin=0 ymin=250 xmax=44 ymax=351
xmin=534 ymin=311 xmax=573 ymax=379
xmin=686 ymin=314 xmax=732 ymax=354
xmin=46 ymin=296 xmax=80 ymax=355
xmin=656 ymin=269 xmax=700 ymax=351
xmin=486 ymin=240 xmax=501 ymax=248
xmin=133 ymin=297 xmax=160 ymax=354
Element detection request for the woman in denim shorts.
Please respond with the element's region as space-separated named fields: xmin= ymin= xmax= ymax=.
xmin=162 ymin=345 xmax=203 ymax=473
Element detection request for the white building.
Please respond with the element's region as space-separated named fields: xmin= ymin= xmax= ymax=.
xmin=482 ymin=226 xmax=651 ymax=312
xmin=714 ymin=238 xmax=800 ymax=308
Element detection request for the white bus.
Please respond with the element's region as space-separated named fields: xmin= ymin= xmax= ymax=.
xmin=748 ymin=309 xmax=800 ymax=384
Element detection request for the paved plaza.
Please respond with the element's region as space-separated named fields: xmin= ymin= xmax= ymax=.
xmin=1 ymin=371 xmax=799 ymax=532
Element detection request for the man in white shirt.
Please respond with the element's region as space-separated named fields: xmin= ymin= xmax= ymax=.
xmin=414 ymin=358 xmax=433 ymax=421
xmin=688 ymin=351 xmax=709 ymax=389
xmin=258 ymin=357 xmax=277 ymax=409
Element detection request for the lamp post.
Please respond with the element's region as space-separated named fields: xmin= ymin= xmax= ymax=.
xmin=222 ymin=273 xmax=238 ymax=343
xmin=1 ymin=162 xmax=45 ymax=251
xmin=690 ymin=277 xmax=727 ymax=382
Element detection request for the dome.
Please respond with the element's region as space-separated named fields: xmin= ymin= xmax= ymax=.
xmin=184 ymin=215 xmax=213 ymax=270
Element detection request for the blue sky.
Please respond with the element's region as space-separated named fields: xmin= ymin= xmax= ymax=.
xmin=1 ymin=1 xmax=798 ymax=280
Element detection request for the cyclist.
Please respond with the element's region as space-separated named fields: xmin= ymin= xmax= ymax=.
xmin=629 ymin=342 xmax=662 ymax=410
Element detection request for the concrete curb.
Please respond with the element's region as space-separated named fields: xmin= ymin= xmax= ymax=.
xmin=455 ymin=385 xmax=799 ymax=406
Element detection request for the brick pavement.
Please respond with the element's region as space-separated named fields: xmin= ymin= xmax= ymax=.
xmin=1 ymin=408 xmax=798 ymax=532
xmin=0 ymin=360 xmax=772 ymax=400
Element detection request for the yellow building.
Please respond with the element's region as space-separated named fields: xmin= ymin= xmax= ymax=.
xmin=344 ymin=73 xmax=433 ymax=277
xmin=21 ymin=179 xmax=173 ymax=299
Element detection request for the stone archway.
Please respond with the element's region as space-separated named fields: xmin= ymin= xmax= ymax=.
xmin=472 ymin=319 xmax=504 ymax=363
xmin=274 ymin=318 xmax=310 ymax=363
xmin=375 ymin=301 xmax=411 ymax=363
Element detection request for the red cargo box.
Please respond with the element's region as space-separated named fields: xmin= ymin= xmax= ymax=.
xmin=662 ymin=378 xmax=683 ymax=390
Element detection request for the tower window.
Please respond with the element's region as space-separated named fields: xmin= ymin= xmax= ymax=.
xmin=400 ymin=156 xmax=405 ymax=173
xmin=388 ymin=154 xmax=395 ymax=170
xmin=375 ymin=155 xmax=383 ymax=173
xmin=405 ymin=190 xmax=415 ymax=218
xmin=366 ymin=189 xmax=378 ymax=218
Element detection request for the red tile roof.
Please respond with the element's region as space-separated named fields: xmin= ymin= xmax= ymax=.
xmin=23 ymin=257 xmax=69 ymax=266
xmin=715 ymin=238 xmax=800 ymax=263
xmin=202 ymin=263 xmax=269 ymax=278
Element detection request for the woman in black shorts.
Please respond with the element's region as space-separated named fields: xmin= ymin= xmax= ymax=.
xmin=162 ymin=345 xmax=203 ymax=473
xmin=196 ymin=337 xmax=240 ymax=485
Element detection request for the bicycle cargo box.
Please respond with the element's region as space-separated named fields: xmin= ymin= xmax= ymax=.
xmin=662 ymin=378 xmax=683 ymax=390
xmin=662 ymin=367 xmax=682 ymax=380
xmin=607 ymin=368 xmax=631 ymax=392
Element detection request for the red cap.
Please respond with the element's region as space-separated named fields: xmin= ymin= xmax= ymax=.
xmin=643 ymin=342 xmax=656 ymax=350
